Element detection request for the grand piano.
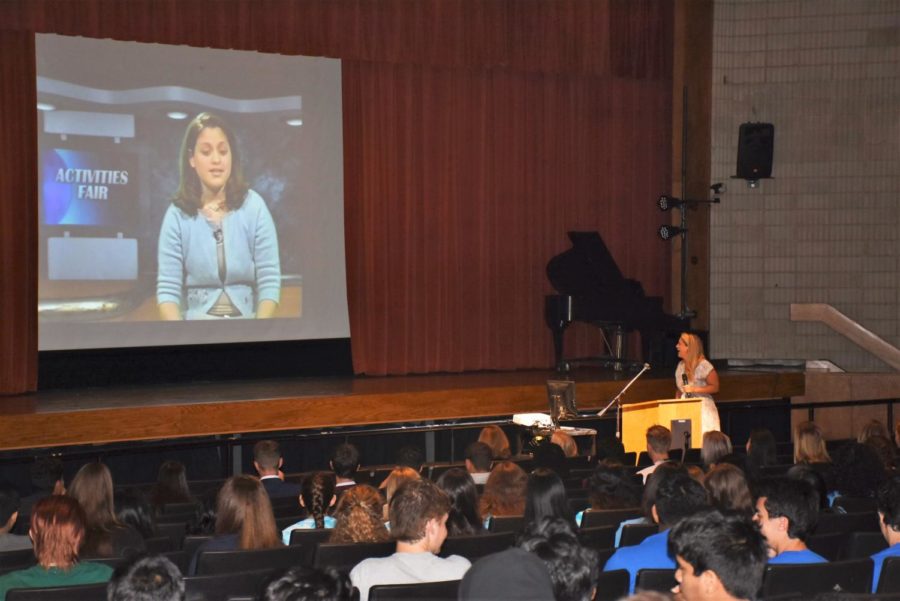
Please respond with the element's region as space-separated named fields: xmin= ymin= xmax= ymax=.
xmin=545 ymin=231 xmax=688 ymax=371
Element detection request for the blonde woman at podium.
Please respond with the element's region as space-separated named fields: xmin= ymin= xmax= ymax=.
xmin=675 ymin=332 xmax=721 ymax=434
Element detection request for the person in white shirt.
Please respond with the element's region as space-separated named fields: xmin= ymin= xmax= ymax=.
xmin=349 ymin=479 xmax=470 ymax=601
xmin=637 ymin=425 xmax=671 ymax=484
xmin=464 ymin=442 xmax=493 ymax=486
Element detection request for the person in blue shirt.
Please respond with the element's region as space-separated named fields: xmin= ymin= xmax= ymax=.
xmin=281 ymin=472 xmax=337 ymax=545
xmin=872 ymin=475 xmax=900 ymax=592
xmin=603 ymin=468 xmax=709 ymax=593
xmin=753 ymin=477 xmax=826 ymax=564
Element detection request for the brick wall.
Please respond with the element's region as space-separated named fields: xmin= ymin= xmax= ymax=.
xmin=710 ymin=0 xmax=900 ymax=371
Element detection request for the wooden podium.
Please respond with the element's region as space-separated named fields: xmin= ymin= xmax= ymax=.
xmin=621 ymin=398 xmax=704 ymax=454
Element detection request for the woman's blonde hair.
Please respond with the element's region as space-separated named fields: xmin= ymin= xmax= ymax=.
xmin=679 ymin=332 xmax=707 ymax=377
xmin=794 ymin=421 xmax=830 ymax=464
xmin=478 ymin=425 xmax=511 ymax=459
xmin=215 ymin=475 xmax=280 ymax=550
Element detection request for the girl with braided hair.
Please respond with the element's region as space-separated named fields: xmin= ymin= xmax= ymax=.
xmin=281 ymin=472 xmax=337 ymax=544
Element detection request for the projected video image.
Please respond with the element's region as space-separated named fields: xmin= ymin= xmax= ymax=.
xmin=36 ymin=35 xmax=349 ymax=350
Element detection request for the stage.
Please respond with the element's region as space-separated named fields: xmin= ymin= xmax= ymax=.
xmin=0 ymin=367 xmax=804 ymax=452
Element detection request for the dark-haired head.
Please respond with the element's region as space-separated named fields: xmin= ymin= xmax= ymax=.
xmin=330 ymin=443 xmax=360 ymax=478
xmin=519 ymin=517 xmax=598 ymax=601
xmin=108 ymin=554 xmax=184 ymax=601
xmin=114 ymin=488 xmax=156 ymax=539
xmin=587 ymin=460 xmax=641 ymax=510
xmin=832 ymin=441 xmax=886 ymax=498
xmin=300 ymin=472 xmax=336 ymax=529
xmin=436 ymin=468 xmax=483 ymax=536
xmin=653 ymin=471 xmax=709 ymax=528
xmin=524 ymin=468 xmax=574 ymax=530
xmin=262 ymin=565 xmax=352 ymax=601
xmin=754 ymin=476 xmax=819 ymax=542
xmin=152 ymin=461 xmax=192 ymax=507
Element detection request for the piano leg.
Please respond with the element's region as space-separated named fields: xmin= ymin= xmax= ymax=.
xmin=612 ymin=325 xmax=626 ymax=372
xmin=551 ymin=322 xmax=570 ymax=372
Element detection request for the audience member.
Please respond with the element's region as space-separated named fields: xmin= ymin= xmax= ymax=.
xmin=865 ymin=434 xmax=897 ymax=472
xmin=519 ymin=518 xmax=598 ymax=601
xmin=524 ymin=468 xmax=574 ymax=531
xmin=753 ymin=476 xmax=825 ymax=564
xmin=786 ymin=464 xmax=829 ymax=511
xmin=107 ymin=554 xmax=184 ymax=601
xmin=550 ymin=430 xmax=578 ymax=458
xmin=464 ymin=442 xmax=493 ymax=485
xmin=595 ymin=436 xmax=627 ymax=465
xmin=479 ymin=461 xmax=527 ymax=521
xmin=604 ymin=470 xmax=709 ymax=592
xmin=617 ymin=593 xmax=673 ymax=601
xmin=794 ymin=421 xmax=831 ymax=464
xmin=858 ymin=419 xmax=889 ymax=444
xmin=17 ymin=457 xmax=65 ymax=527
xmin=281 ymin=472 xmax=337 ymax=544
xmin=0 ymin=496 xmax=113 ymax=599
xmin=700 ymin=431 xmax=732 ymax=470
xmin=349 ymin=479 xmax=470 ymax=601
xmin=188 ymin=475 xmax=281 ymax=575
xmin=328 ymin=484 xmax=390 ymax=544
xmin=330 ymin=443 xmax=360 ymax=491
xmin=68 ymin=462 xmax=145 ymax=558
xmin=379 ymin=466 xmax=421 ymax=522
xmin=585 ymin=460 xmax=641 ymax=511
xmin=253 ymin=440 xmax=302 ymax=500
xmin=668 ymin=508 xmax=768 ymax=601
xmin=458 ymin=547 xmax=554 ymax=600
xmin=114 ymin=488 xmax=156 ymax=540
xmin=612 ymin=462 xmax=686 ymax=546
xmin=831 ymin=441 xmax=886 ymax=501
xmin=435 ymin=468 xmax=483 ymax=536
xmin=478 ymin=425 xmax=512 ymax=459
xmin=704 ymin=464 xmax=753 ymax=515
xmin=262 ymin=565 xmax=352 ymax=601
xmin=149 ymin=461 xmax=195 ymax=511
xmin=872 ymin=475 xmax=900 ymax=591
xmin=745 ymin=428 xmax=778 ymax=482
xmin=638 ymin=425 xmax=671 ymax=483
xmin=0 ymin=484 xmax=30 ymax=551
xmin=394 ymin=445 xmax=425 ymax=472
xmin=532 ymin=439 xmax=569 ymax=479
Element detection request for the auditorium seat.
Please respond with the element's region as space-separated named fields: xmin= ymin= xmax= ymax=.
xmin=368 ymin=579 xmax=460 ymax=600
xmin=576 ymin=525 xmax=616 ymax=552
xmin=195 ymin=545 xmax=308 ymax=576
xmin=488 ymin=515 xmax=524 ymax=534
xmin=288 ymin=527 xmax=334 ymax=566
xmin=635 ymin=568 xmax=677 ymax=593
xmin=580 ymin=507 xmax=642 ymax=529
xmin=807 ymin=531 xmax=846 ymax=561
xmin=761 ymin=558 xmax=874 ymax=598
xmin=423 ymin=462 xmax=465 ymax=481
xmin=144 ymin=535 xmax=176 ymax=554
xmin=184 ymin=568 xmax=274 ymax=601
xmin=815 ymin=511 xmax=880 ymax=535
xmin=595 ymin=569 xmax=629 ymax=601
xmin=619 ymin=523 xmax=658 ymax=547
xmin=157 ymin=501 xmax=201 ymax=523
xmin=155 ymin=520 xmax=187 ymax=549
xmin=0 ymin=548 xmax=35 ymax=570
xmin=843 ymin=531 xmax=888 ymax=559
xmin=275 ymin=513 xmax=309 ymax=531
xmin=877 ymin=556 xmax=900 ymax=594
xmin=439 ymin=532 xmax=514 ymax=561
xmin=7 ymin=582 xmax=107 ymax=601
xmin=314 ymin=541 xmax=395 ymax=572
xmin=182 ymin=535 xmax=214 ymax=561
xmin=832 ymin=496 xmax=879 ymax=513
xmin=595 ymin=547 xmax=615 ymax=568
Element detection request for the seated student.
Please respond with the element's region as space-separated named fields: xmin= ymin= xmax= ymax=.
xmin=281 ymin=472 xmax=337 ymax=544
xmin=638 ymin=425 xmax=671 ymax=484
xmin=328 ymin=485 xmax=390 ymax=544
xmin=0 ymin=484 xmax=31 ymax=551
xmin=576 ymin=460 xmax=641 ymax=528
xmin=253 ymin=440 xmax=302 ymax=500
xmin=330 ymin=443 xmax=360 ymax=492
xmin=149 ymin=461 xmax=196 ymax=511
xmin=753 ymin=477 xmax=826 ymax=564
xmin=379 ymin=466 xmax=420 ymax=523
xmin=107 ymin=554 xmax=184 ymax=601
xmin=668 ymin=508 xmax=768 ymax=601
xmin=459 ymin=547 xmax=554 ymax=601
xmin=524 ymin=469 xmax=575 ymax=531
xmin=349 ymin=479 xmax=471 ymax=601
xmin=872 ymin=475 xmax=900 ymax=592
xmin=0 ymin=496 xmax=113 ymax=599
xmin=435 ymin=468 xmax=484 ymax=536
xmin=17 ymin=457 xmax=64 ymax=530
xmin=603 ymin=470 xmax=709 ymax=593
xmin=479 ymin=461 xmax=527 ymax=524
xmin=262 ymin=565 xmax=352 ymax=601
xmin=395 ymin=445 xmax=425 ymax=472
xmin=550 ymin=430 xmax=578 ymax=458
xmin=519 ymin=518 xmax=598 ymax=601
xmin=478 ymin=425 xmax=512 ymax=460
xmin=464 ymin=441 xmax=493 ymax=485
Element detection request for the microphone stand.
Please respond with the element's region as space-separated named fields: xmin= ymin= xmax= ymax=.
xmin=597 ymin=363 xmax=652 ymax=439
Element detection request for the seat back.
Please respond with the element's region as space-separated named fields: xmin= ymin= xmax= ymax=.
xmin=196 ymin=545 xmax=307 ymax=576
xmin=439 ymin=532 xmax=514 ymax=561
xmin=635 ymin=568 xmax=676 ymax=593
xmin=289 ymin=528 xmax=337 ymax=567
xmin=154 ymin=521 xmax=187 ymax=549
xmin=183 ymin=535 xmax=214 ymax=561
xmin=580 ymin=507 xmax=642 ymax=529
xmin=877 ymin=556 xmax=900 ymax=594
xmin=184 ymin=568 xmax=274 ymax=601
xmin=595 ymin=569 xmax=629 ymax=601
xmin=832 ymin=496 xmax=878 ymax=513
xmin=488 ymin=515 xmax=524 ymax=534
xmin=0 ymin=548 xmax=35 ymax=570
xmin=815 ymin=511 xmax=880 ymax=535
xmin=761 ymin=558 xmax=874 ymax=598
xmin=368 ymin=579 xmax=460 ymax=600
xmin=576 ymin=525 xmax=616 ymax=552
xmin=620 ymin=523 xmax=658 ymax=547
xmin=314 ymin=541 xmax=395 ymax=572
xmin=807 ymin=531 xmax=845 ymax=561
xmin=843 ymin=531 xmax=888 ymax=559
xmin=7 ymin=582 xmax=108 ymax=601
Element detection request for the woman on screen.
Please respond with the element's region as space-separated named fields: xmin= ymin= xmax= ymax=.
xmin=674 ymin=332 xmax=720 ymax=435
xmin=157 ymin=112 xmax=280 ymax=320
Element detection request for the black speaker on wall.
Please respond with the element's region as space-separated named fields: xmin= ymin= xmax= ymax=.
xmin=735 ymin=122 xmax=774 ymax=179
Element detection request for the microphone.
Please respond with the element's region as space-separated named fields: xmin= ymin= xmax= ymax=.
xmin=681 ymin=373 xmax=688 ymax=386
xmin=213 ymin=228 xmax=223 ymax=243
xmin=644 ymin=363 xmax=651 ymax=370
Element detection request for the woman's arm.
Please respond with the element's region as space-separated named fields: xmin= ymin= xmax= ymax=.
xmin=158 ymin=302 xmax=182 ymax=321
xmin=685 ymin=364 xmax=720 ymax=395
xmin=251 ymin=193 xmax=281 ymax=317
xmin=256 ymin=299 xmax=277 ymax=319
xmin=157 ymin=206 xmax=185 ymax=319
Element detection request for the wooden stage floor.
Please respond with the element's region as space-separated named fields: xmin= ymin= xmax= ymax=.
xmin=0 ymin=367 xmax=804 ymax=452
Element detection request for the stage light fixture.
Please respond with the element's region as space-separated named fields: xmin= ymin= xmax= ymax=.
xmin=658 ymin=225 xmax=686 ymax=240
xmin=657 ymin=194 xmax=685 ymax=211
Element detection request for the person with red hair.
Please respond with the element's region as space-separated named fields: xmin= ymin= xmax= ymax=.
xmin=0 ymin=496 xmax=113 ymax=599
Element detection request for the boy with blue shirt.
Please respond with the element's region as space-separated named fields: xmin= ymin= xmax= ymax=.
xmin=872 ymin=475 xmax=900 ymax=592
xmin=753 ymin=477 xmax=826 ymax=564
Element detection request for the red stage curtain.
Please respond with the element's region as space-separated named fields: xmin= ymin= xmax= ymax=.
xmin=0 ymin=0 xmax=674 ymax=390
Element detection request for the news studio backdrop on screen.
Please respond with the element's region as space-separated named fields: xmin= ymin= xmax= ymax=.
xmin=36 ymin=34 xmax=349 ymax=351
